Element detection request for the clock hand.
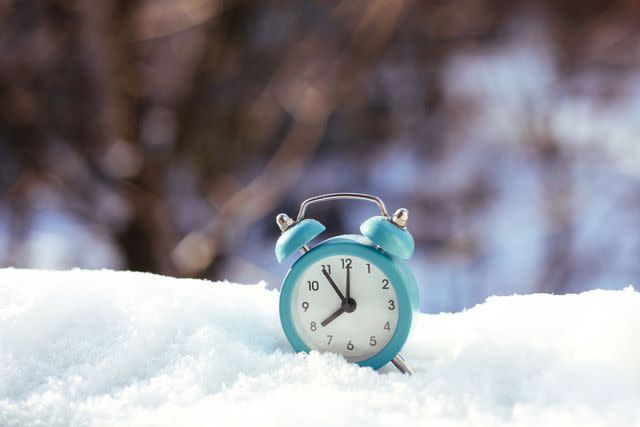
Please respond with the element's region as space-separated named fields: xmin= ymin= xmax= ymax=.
xmin=322 ymin=267 xmax=345 ymax=302
xmin=321 ymin=306 xmax=346 ymax=327
xmin=345 ymin=266 xmax=351 ymax=300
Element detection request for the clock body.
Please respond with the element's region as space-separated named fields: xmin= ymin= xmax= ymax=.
xmin=279 ymin=235 xmax=418 ymax=369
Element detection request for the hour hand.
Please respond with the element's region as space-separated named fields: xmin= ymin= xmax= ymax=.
xmin=321 ymin=306 xmax=346 ymax=327
xmin=322 ymin=267 xmax=345 ymax=302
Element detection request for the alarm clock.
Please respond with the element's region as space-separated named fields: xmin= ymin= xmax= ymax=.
xmin=275 ymin=193 xmax=419 ymax=374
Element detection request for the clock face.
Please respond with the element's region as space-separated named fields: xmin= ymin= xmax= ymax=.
xmin=290 ymin=254 xmax=399 ymax=362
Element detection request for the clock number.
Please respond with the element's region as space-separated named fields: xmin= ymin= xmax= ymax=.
xmin=388 ymin=300 xmax=395 ymax=310
xmin=327 ymin=335 xmax=333 ymax=345
xmin=369 ymin=336 xmax=377 ymax=346
xmin=340 ymin=258 xmax=352 ymax=269
xmin=382 ymin=278 xmax=389 ymax=289
xmin=321 ymin=264 xmax=331 ymax=275
xmin=310 ymin=321 xmax=317 ymax=331
xmin=346 ymin=340 xmax=354 ymax=351
xmin=366 ymin=263 xmax=371 ymax=274
xmin=302 ymin=301 xmax=309 ymax=311
xmin=384 ymin=321 xmax=391 ymax=330
xmin=307 ymin=280 xmax=319 ymax=291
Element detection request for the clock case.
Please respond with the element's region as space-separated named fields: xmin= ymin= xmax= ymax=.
xmin=275 ymin=193 xmax=419 ymax=371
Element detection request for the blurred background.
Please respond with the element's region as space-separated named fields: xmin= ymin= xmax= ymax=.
xmin=1 ymin=0 xmax=639 ymax=313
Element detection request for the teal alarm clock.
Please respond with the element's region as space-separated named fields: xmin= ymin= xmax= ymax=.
xmin=275 ymin=193 xmax=419 ymax=374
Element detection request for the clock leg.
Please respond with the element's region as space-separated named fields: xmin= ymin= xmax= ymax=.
xmin=391 ymin=354 xmax=414 ymax=375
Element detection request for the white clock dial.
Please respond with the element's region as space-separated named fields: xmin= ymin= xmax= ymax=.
xmin=291 ymin=254 xmax=399 ymax=362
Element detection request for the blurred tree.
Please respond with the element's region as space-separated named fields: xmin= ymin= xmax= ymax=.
xmin=1 ymin=0 xmax=639 ymax=309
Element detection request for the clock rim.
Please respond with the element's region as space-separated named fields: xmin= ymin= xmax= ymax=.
xmin=279 ymin=235 xmax=413 ymax=370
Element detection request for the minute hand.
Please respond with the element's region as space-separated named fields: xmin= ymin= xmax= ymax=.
xmin=322 ymin=268 xmax=345 ymax=302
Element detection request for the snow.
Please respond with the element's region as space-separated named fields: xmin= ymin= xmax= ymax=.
xmin=1 ymin=269 xmax=638 ymax=427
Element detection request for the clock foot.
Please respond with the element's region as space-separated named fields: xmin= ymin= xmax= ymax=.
xmin=391 ymin=354 xmax=413 ymax=375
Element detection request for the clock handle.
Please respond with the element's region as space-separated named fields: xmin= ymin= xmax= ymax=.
xmin=295 ymin=192 xmax=390 ymax=221
xmin=391 ymin=353 xmax=414 ymax=375
xmin=275 ymin=192 xmax=414 ymax=260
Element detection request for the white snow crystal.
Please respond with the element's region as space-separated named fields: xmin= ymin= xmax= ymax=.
xmin=0 ymin=269 xmax=638 ymax=426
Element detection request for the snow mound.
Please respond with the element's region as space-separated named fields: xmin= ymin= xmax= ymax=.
xmin=0 ymin=269 xmax=638 ymax=427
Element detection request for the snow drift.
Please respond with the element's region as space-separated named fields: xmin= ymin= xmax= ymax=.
xmin=0 ymin=269 xmax=638 ymax=427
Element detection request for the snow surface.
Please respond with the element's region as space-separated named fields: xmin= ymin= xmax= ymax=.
xmin=1 ymin=269 xmax=638 ymax=427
